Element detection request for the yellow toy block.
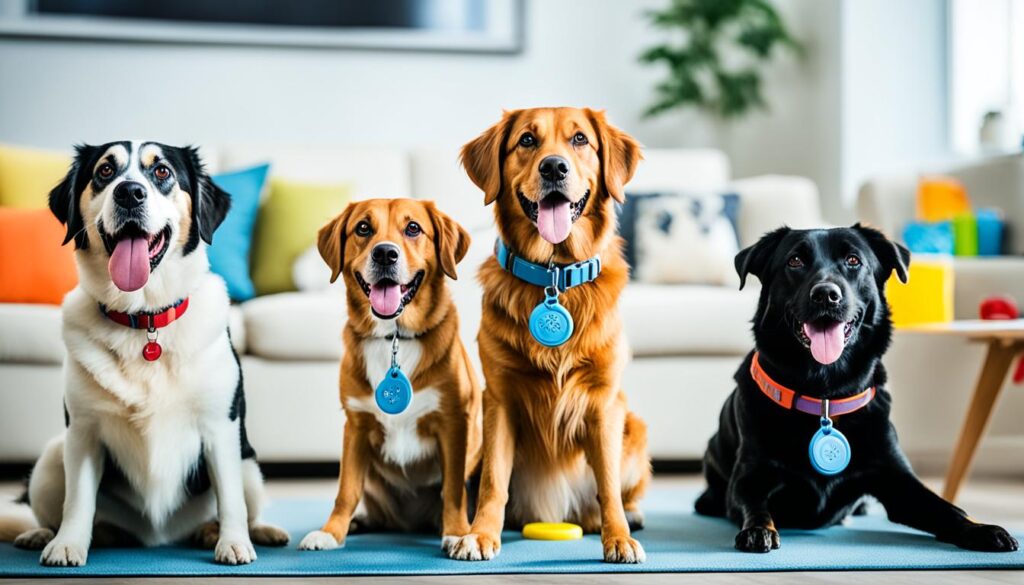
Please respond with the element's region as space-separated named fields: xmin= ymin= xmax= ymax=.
xmin=917 ymin=176 xmax=970 ymax=222
xmin=886 ymin=257 xmax=954 ymax=328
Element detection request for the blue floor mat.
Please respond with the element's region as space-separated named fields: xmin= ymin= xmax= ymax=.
xmin=1 ymin=487 xmax=1021 ymax=576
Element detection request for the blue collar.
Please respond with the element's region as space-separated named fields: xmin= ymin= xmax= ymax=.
xmin=494 ymin=239 xmax=602 ymax=292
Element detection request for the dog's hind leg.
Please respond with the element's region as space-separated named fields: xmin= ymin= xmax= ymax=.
xmin=620 ymin=412 xmax=651 ymax=532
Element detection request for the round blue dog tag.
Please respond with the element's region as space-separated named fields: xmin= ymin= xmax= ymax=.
xmin=808 ymin=419 xmax=851 ymax=475
xmin=375 ymin=367 xmax=413 ymax=415
xmin=529 ymin=288 xmax=574 ymax=347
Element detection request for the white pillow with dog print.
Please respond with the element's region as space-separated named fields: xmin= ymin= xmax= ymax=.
xmin=619 ymin=192 xmax=741 ymax=287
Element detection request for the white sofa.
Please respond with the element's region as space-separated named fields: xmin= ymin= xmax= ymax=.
xmin=858 ymin=153 xmax=1024 ymax=474
xmin=0 ymin=147 xmax=824 ymax=464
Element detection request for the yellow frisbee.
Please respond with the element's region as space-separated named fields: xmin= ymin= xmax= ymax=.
xmin=521 ymin=522 xmax=583 ymax=541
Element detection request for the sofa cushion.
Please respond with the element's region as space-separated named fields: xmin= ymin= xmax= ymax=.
xmin=0 ymin=303 xmax=64 ymax=364
xmin=251 ymin=177 xmax=352 ymax=296
xmin=0 ymin=143 xmax=70 ymax=209
xmin=240 ymin=283 xmax=757 ymax=361
xmin=621 ymin=284 xmax=758 ymax=356
xmin=242 ymin=292 xmax=346 ymax=360
xmin=0 ymin=208 xmax=78 ymax=305
xmin=209 ymin=163 xmax=270 ymax=302
xmin=0 ymin=303 xmax=247 ymax=365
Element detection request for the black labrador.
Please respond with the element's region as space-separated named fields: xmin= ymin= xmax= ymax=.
xmin=696 ymin=224 xmax=1018 ymax=553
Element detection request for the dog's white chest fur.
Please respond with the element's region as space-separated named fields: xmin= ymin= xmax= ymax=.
xmin=347 ymin=337 xmax=439 ymax=466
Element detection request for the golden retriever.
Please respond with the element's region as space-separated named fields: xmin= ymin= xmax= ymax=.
xmin=446 ymin=108 xmax=651 ymax=563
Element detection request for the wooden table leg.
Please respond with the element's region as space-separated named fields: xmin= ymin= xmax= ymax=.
xmin=942 ymin=339 xmax=1018 ymax=502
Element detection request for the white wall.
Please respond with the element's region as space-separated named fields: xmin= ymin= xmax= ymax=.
xmin=840 ymin=0 xmax=950 ymax=212
xmin=0 ymin=0 xmax=716 ymax=154
xmin=723 ymin=0 xmax=844 ymax=222
xmin=0 ymin=0 xmax=954 ymax=225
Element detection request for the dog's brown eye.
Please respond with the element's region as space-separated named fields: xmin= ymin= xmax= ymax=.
xmin=404 ymin=222 xmax=422 ymax=237
xmin=846 ymin=254 xmax=861 ymax=267
xmin=572 ymin=132 xmax=588 ymax=146
xmin=355 ymin=221 xmax=372 ymax=237
xmin=788 ymin=255 xmax=804 ymax=268
xmin=97 ymin=163 xmax=114 ymax=179
xmin=518 ymin=133 xmax=536 ymax=148
xmin=153 ymin=165 xmax=171 ymax=180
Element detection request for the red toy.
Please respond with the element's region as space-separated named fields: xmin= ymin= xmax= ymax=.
xmin=979 ymin=295 xmax=1024 ymax=383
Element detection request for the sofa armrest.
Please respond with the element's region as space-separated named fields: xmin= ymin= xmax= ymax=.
xmin=730 ymin=174 xmax=827 ymax=248
xmin=856 ymin=174 xmax=917 ymax=240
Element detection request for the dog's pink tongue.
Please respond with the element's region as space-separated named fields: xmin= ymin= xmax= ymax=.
xmin=537 ymin=197 xmax=572 ymax=244
xmin=803 ymin=321 xmax=846 ymax=365
xmin=369 ymin=282 xmax=402 ymax=317
xmin=108 ymin=237 xmax=150 ymax=292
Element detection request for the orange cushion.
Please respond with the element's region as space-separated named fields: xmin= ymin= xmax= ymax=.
xmin=0 ymin=208 xmax=78 ymax=304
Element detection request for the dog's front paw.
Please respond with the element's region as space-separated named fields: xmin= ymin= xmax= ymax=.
xmin=603 ymin=535 xmax=646 ymax=563
xmin=298 ymin=530 xmax=342 ymax=551
xmin=14 ymin=528 xmax=55 ymax=550
xmin=735 ymin=526 xmax=780 ymax=553
xmin=214 ymin=536 xmax=257 ymax=565
xmin=945 ymin=524 xmax=1019 ymax=552
xmin=446 ymin=532 xmax=501 ymax=561
xmin=40 ymin=538 xmax=88 ymax=567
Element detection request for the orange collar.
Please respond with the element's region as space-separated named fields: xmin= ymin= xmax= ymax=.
xmin=750 ymin=352 xmax=876 ymax=417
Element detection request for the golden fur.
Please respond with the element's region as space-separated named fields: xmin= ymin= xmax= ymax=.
xmin=302 ymin=199 xmax=482 ymax=551
xmin=447 ymin=108 xmax=651 ymax=564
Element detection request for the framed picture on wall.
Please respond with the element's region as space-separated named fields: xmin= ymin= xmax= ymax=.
xmin=0 ymin=0 xmax=523 ymax=53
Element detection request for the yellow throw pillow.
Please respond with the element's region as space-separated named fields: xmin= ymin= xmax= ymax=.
xmin=251 ymin=177 xmax=351 ymax=295
xmin=0 ymin=144 xmax=71 ymax=209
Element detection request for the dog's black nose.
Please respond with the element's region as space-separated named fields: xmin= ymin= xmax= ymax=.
xmin=810 ymin=282 xmax=843 ymax=306
xmin=539 ymin=156 xmax=569 ymax=182
xmin=371 ymin=243 xmax=400 ymax=266
xmin=113 ymin=181 xmax=147 ymax=209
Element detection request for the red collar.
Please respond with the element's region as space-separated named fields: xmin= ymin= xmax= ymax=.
xmin=101 ymin=298 xmax=189 ymax=331
xmin=750 ymin=351 xmax=875 ymax=417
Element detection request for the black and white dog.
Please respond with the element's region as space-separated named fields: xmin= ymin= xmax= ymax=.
xmin=0 ymin=142 xmax=287 ymax=566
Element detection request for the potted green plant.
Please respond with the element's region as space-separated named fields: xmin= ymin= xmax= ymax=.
xmin=640 ymin=0 xmax=802 ymax=119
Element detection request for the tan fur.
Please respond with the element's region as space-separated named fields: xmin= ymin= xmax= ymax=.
xmin=310 ymin=199 xmax=482 ymax=547
xmin=450 ymin=108 xmax=651 ymax=563
xmin=0 ymin=517 xmax=36 ymax=542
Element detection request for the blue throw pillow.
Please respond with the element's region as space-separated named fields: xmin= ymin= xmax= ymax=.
xmin=209 ymin=164 xmax=270 ymax=301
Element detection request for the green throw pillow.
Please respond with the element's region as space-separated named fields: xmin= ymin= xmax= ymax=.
xmin=251 ymin=177 xmax=351 ymax=295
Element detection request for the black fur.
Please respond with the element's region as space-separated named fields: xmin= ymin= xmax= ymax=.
xmin=49 ymin=143 xmax=121 ymax=249
xmin=177 ymin=146 xmax=231 ymax=255
xmin=697 ymin=224 xmax=1018 ymax=553
xmin=227 ymin=329 xmax=257 ymax=460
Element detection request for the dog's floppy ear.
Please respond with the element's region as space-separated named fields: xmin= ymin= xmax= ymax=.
xmin=460 ymin=110 xmax=519 ymax=205
xmin=426 ymin=202 xmax=471 ymax=280
xmin=735 ymin=226 xmax=791 ymax=290
xmin=49 ymin=144 xmax=95 ymax=250
xmin=182 ymin=146 xmax=231 ymax=254
xmin=317 ymin=205 xmax=354 ymax=284
xmin=853 ymin=223 xmax=911 ymax=284
xmin=587 ymin=108 xmax=642 ymax=204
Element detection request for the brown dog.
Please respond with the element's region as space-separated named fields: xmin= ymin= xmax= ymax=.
xmin=446 ymin=108 xmax=651 ymax=563
xmin=298 ymin=198 xmax=482 ymax=553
